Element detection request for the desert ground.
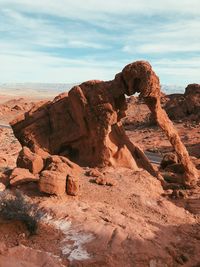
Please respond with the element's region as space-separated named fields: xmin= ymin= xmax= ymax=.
xmin=0 ymin=81 xmax=199 ymax=267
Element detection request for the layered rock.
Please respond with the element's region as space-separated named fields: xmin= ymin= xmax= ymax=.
xmin=10 ymin=61 xmax=199 ymax=188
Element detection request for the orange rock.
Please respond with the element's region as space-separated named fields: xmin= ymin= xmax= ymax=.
xmin=9 ymin=168 xmax=38 ymax=186
xmin=95 ymin=176 xmax=116 ymax=186
xmin=10 ymin=61 xmax=199 ymax=187
xmin=165 ymin=84 xmax=200 ymax=120
xmin=66 ymin=175 xmax=79 ymax=196
xmin=86 ymin=169 xmax=102 ymax=177
xmin=45 ymin=155 xmax=82 ymax=176
xmin=17 ymin=146 xmax=44 ymax=174
xmin=39 ymin=170 xmax=66 ymax=196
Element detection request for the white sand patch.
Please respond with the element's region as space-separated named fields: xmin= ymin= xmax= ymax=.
xmin=41 ymin=214 xmax=94 ymax=261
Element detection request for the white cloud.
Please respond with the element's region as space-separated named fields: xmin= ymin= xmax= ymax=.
xmin=0 ymin=0 xmax=199 ymax=84
xmin=1 ymin=0 xmax=200 ymax=18
xmin=122 ymin=17 xmax=200 ymax=54
xmin=0 ymin=45 xmax=123 ymax=83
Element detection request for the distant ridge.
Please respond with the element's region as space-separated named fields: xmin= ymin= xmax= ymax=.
xmin=0 ymin=82 xmax=77 ymax=92
xmin=161 ymin=84 xmax=184 ymax=94
xmin=0 ymin=83 xmax=184 ymax=95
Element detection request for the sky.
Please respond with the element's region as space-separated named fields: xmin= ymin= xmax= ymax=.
xmin=0 ymin=0 xmax=200 ymax=85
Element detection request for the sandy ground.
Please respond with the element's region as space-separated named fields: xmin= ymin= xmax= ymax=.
xmin=0 ymin=90 xmax=200 ymax=266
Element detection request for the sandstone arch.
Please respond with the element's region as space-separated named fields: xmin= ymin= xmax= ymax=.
xmin=10 ymin=61 xmax=199 ymax=187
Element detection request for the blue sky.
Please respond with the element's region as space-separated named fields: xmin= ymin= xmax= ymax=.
xmin=0 ymin=0 xmax=199 ymax=85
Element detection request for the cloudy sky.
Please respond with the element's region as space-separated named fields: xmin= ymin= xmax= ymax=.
xmin=0 ymin=0 xmax=199 ymax=85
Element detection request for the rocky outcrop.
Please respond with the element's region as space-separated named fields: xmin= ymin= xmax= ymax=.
xmin=10 ymin=61 xmax=199 ymax=188
xmin=165 ymin=84 xmax=200 ymax=121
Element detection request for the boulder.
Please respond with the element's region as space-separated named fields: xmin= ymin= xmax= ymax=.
xmin=9 ymin=168 xmax=38 ymax=186
xmin=45 ymin=155 xmax=82 ymax=176
xmin=165 ymin=84 xmax=200 ymax=120
xmin=39 ymin=170 xmax=66 ymax=196
xmin=17 ymin=146 xmax=44 ymax=174
xmin=66 ymin=175 xmax=79 ymax=196
xmin=160 ymin=153 xmax=178 ymax=169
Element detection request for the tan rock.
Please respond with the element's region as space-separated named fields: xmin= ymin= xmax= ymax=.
xmin=9 ymin=168 xmax=38 ymax=186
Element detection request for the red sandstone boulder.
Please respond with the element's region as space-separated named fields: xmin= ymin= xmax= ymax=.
xmin=165 ymin=84 xmax=200 ymax=121
xmin=39 ymin=156 xmax=81 ymax=196
xmin=66 ymin=175 xmax=79 ymax=196
xmin=45 ymin=155 xmax=82 ymax=176
xmin=17 ymin=146 xmax=44 ymax=174
xmin=9 ymin=168 xmax=39 ymax=186
xmin=39 ymin=170 xmax=66 ymax=196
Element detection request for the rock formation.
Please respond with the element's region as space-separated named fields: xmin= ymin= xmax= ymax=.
xmin=10 ymin=61 xmax=199 ymax=188
xmin=165 ymin=83 xmax=200 ymax=121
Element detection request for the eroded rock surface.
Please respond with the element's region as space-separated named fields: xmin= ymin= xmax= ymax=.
xmin=165 ymin=84 xmax=200 ymax=121
xmin=10 ymin=61 xmax=199 ymax=188
xmin=9 ymin=168 xmax=39 ymax=186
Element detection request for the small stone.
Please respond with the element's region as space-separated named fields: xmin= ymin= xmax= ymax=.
xmin=95 ymin=177 xmax=107 ymax=185
xmin=86 ymin=169 xmax=102 ymax=177
xmin=95 ymin=177 xmax=116 ymax=186
xmin=66 ymin=175 xmax=79 ymax=196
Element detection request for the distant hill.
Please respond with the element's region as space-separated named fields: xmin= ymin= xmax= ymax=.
xmin=0 ymin=83 xmax=185 ymax=96
xmin=161 ymin=84 xmax=184 ymax=94
xmin=0 ymin=82 xmax=77 ymax=92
